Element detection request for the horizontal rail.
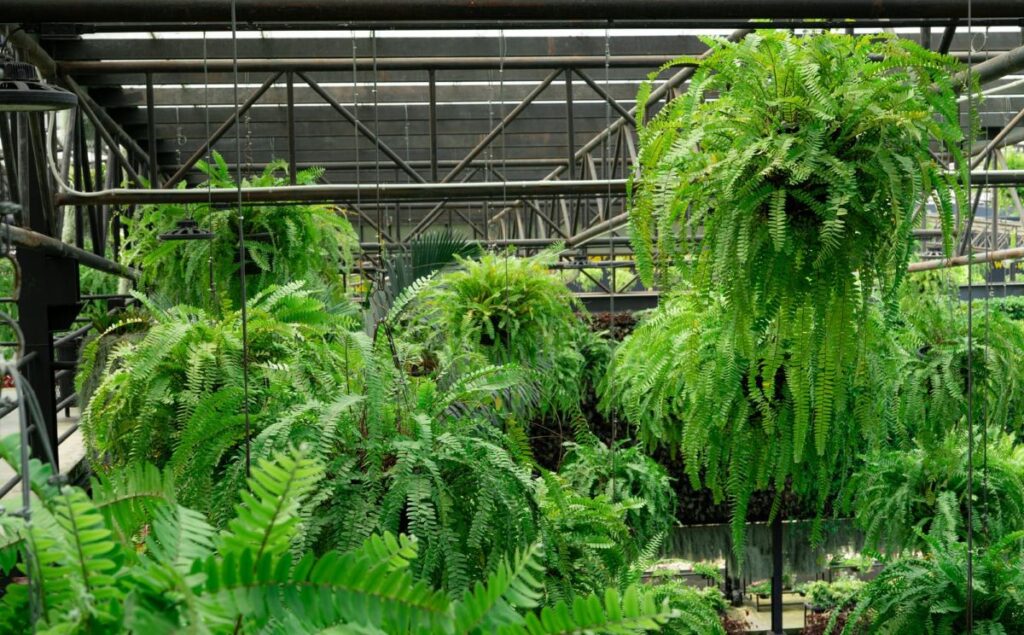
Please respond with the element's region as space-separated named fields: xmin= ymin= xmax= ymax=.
xmin=6 ymin=0 xmax=1022 ymax=22
xmin=52 ymin=171 xmax=1024 ymax=208
xmin=61 ymin=55 xmax=683 ymax=74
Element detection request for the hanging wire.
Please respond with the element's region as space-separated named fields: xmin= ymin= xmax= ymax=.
xmin=602 ymin=20 xmax=620 ymax=524
xmin=229 ymin=0 xmax=252 ymax=477
xmin=204 ymin=31 xmax=216 ymax=297
xmin=965 ymin=0 xmax=976 ymax=630
xmin=371 ymin=30 xmax=383 ymax=249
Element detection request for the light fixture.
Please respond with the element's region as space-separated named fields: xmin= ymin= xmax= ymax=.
xmin=0 ymin=56 xmax=77 ymax=113
xmin=158 ymin=218 xmax=214 ymax=241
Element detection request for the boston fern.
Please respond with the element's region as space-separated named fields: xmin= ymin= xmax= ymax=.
xmin=77 ymin=282 xmax=358 ymax=520
xmin=844 ymin=432 xmax=1024 ymax=554
xmin=602 ymin=292 xmax=900 ymax=551
xmin=122 ymin=151 xmax=358 ymax=310
xmin=629 ymin=30 xmax=968 ymax=460
xmin=893 ymin=277 xmax=1024 ymax=445
xmin=832 ymin=513 xmax=1024 ymax=634
xmin=0 ymin=442 xmax=676 ymax=634
xmin=398 ymin=249 xmax=609 ymax=425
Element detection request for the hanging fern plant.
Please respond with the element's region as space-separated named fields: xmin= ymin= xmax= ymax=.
xmin=122 ymin=152 xmax=358 ymax=312
xmin=629 ymin=30 xmax=970 ymax=453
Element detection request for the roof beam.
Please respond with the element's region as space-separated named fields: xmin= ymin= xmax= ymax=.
xmin=6 ymin=0 xmax=1023 ymax=22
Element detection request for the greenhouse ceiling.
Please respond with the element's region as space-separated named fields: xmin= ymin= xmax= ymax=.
xmin=2 ymin=4 xmax=1024 ymax=284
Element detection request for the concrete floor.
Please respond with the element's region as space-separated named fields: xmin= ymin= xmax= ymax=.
xmin=0 ymin=387 xmax=85 ymax=506
xmin=731 ymin=607 xmax=808 ymax=633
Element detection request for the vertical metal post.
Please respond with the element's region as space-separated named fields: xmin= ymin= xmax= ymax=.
xmin=428 ymin=69 xmax=439 ymax=182
xmin=0 ymin=113 xmax=19 ymax=203
xmin=771 ymin=515 xmax=784 ymax=635
xmin=286 ymin=71 xmax=297 ymax=184
xmin=146 ymin=72 xmax=159 ymax=187
xmin=16 ymin=112 xmax=76 ymax=467
xmin=565 ymin=68 xmax=576 ymax=181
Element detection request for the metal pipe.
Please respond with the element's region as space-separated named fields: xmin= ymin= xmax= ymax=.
xmin=56 ymin=178 xmax=627 ymax=206
xmin=146 ymin=73 xmax=159 ymax=187
xmin=298 ymin=71 xmax=426 ymax=184
xmin=61 ymin=55 xmax=687 ymax=75
xmin=286 ymin=72 xmax=297 ymax=185
xmin=908 ymin=246 xmax=1024 ymax=272
xmin=937 ymin=19 xmax=958 ymax=54
xmin=37 ymin=18 xmax=1024 ymax=32
xmin=971 ymin=104 xmax=1024 ymax=169
xmin=958 ymin=44 xmax=1024 ymax=87
xmin=6 ymin=224 xmax=140 ymax=281
xmin=55 ymin=169 xmax=1024 ymax=210
xmin=164 ymin=72 xmax=283 ymax=187
xmin=359 ymin=236 xmax=635 ymax=250
xmin=428 ymin=70 xmax=439 ymax=182
xmin=7 ymin=1 xmax=1023 ymax=22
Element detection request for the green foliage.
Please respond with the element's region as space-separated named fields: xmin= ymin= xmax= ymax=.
xmin=834 ymin=523 xmax=1024 ymax=634
xmin=844 ymin=432 xmax=1024 ymax=553
xmin=399 ymin=249 xmax=609 ymax=424
xmin=800 ymin=577 xmax=864 ymax=611
xmin=691 ymin=562 xmax=724 ymax=586
xmin=627 ymin=31 xmax=968 ymax=549
xmin=372 ymin=229 xmax=482 ymax=322
xmin=991 ymin=295 xmax=1024 ymax=322
xmin=558 ymin=441 xmax=677 ymax=551
xmin=77 ymin=282 xmax=358 ymax=520
xmin=602 ymin=292 xmax=900 ymax=553
xmin=645 ymin=580 xmax=727 ymax=635
xmin=893 ymin=280 xmax=1024 ymax=444
xmin=0 ymin=442 xmax=676 ymax=634
xmin=122 ymin=152 xmax=358 ymax=311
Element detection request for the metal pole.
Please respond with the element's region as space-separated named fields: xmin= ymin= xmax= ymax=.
xmin=428 ymin=69 xmax=439 ymax=182
xmin=971 ymin=104 xmax=1024 ymax=169
xmin=164 ymin=72 xmax=283 ymax=187
xmin=0 ymin=114 xmax=19 ymax=203
xmin=909 ymin=245 xmax=1024 ymax=272
xmin=146 ymin=73 xmax=160 ymax=187
xmin=938 ymin=19 xmax=959 ymax=54
xmin=298 ymin=71 xmax=426 ymax=184
xmin=771 ymin=516 xmax=784 ymax=635
xmin=565 ymin=69 xmax=576 ymax=181
xmin=7 ymin=223 xmax=140 ymax=281
xmin=286 ymin=71 xmax=297 ymax=185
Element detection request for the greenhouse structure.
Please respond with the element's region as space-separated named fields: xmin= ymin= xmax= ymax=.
xmin=3 ymin=1 xmax=1024 ymax=633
